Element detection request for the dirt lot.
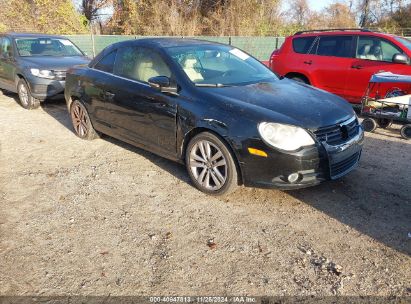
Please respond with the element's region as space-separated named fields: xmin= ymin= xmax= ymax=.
xmin=0 ymin=92 xmax=410 ymax=297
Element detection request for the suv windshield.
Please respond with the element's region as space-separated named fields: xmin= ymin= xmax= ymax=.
xmin=15 ymin=38 xmax=83 ymax=57
xmin=395 ymin=36 xmax=411 ymax=52
xmin=166 ymin=45 xmax=277 ymax=86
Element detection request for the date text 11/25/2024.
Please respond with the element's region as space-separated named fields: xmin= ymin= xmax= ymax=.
xmin=149 ymin=296 xmax=257 ymax=303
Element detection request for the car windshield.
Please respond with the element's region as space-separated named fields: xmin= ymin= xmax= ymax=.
xmin=394 ymin=36 xmax=411 ymax=52
xmin=15 ymin=38 xmax=83 ymax=57
xmin=166 ymin=44 xmax=278 ymax=86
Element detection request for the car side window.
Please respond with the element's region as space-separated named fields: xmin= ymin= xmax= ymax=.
xmin=113 ymin=46 xmax=171 ymax=83
xmin=316 ymin=36 xmax=353 ymax=58
xmin=292 ymin=37 xmax=316 ymax=54
xmin=94 ymin=50 xmax=117 ymax=73
xmin=356 ymin=36 xmax=403 ymax=62
xmin=0 ymin=37 xmax=13 ymax=58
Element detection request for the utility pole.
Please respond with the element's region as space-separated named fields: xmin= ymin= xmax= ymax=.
xmin=90 ymin=21 xmax=96 ymax=58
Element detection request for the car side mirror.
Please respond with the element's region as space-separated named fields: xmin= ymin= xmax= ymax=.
xmin=148 ymin=76 xmax=178 ymax=94
xmin=393 ymin=53 xmax=409 ymax=64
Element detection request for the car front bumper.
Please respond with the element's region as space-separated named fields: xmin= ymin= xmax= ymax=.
xmin=239 ymin=126 xmax=364 ymax=190
xmin=26 ymin=75 xmax=65 ymax=100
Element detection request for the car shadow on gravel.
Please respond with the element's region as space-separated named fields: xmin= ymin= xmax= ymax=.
xmin=288 ymin=136 xmax=411 ymax=256
xmin=104 ymin=135 xmax=191 ymax=184
xmin=41 ymin=101 xmax=192 ymax=185
xmin=40 ymin=100 xmax=74 ymax=130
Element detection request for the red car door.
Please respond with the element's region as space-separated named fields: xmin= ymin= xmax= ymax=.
xmin=308 ymin=35 xmax=356 ymax=99
xmin=344 ymin=35 xmax=411 ymax=104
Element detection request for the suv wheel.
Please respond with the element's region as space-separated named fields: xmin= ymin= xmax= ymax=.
xmin=70 ymin=100 xmax=99 ymax=140
xmin=185 ymin=132 xmax=238 ymax=195
xmin=17 ymin=79 xmax=40 ymax=109
xmin=289 ymin=76 xmax=309 ymax=84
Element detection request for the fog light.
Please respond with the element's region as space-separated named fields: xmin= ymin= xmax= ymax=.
xmin=287 ymin=173 xmax=300 ymax=183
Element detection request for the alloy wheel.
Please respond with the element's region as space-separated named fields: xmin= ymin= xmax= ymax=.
xmin=189 ymin=140 xmax=227 ymax=191
xmin=18 ymin=83 xmax=29 ymax=107
xmin=71 ymin=102 xmax=89 ymax=137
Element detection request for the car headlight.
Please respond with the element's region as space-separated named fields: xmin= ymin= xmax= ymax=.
xmin=30 ymin=68 xmax=56 ymax=79
xmin=258 ymin=122 xmax=315 ymax=151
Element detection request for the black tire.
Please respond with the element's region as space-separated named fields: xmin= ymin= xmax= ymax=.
xmin=289 ymin=76 xmax=309 ymax=84
xmin=362 ymin=118 xmax=377 ymax=132
xmin=70 ymin=100 xmax=99 ymax=140
xmin=185 ymin=132 xmax=238 ymax=195
xmin=376 ymin=118 xmax=393 ymax=129
xmin=400 ymin=124 xmax=411 ymax=140
xmin=17 ymin=79 xmax=40 ymax=109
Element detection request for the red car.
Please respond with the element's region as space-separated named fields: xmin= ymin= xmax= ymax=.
xmin=269 ymin=29 xmax=411 ymax=104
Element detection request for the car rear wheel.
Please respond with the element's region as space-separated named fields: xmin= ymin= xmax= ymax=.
xmin=185 ymin=132 xmax=238 ymax=195
xmin=17 ymin=79 xmax=40 ymax=110
xmin=70 ymin=100 xmax=99 ymax=140
xmin=288 ymin=76 xmax=309 ymax=84
xmin=362 ymin=118 xmax=377 ymax=132
xmin=400 ymin=124 xmax=411 ymax=140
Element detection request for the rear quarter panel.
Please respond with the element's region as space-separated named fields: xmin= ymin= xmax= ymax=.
xmin=270 ymin=36 xmax=314 ymax=84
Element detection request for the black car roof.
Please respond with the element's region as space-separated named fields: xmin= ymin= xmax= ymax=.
xmin=140 ymin=38 xmax=220 ymax=47
xmin=91 ymin=38 xmax=228 ymax=66
xmin=3 ymin=32 xmax=66 ymax=39
xmin=110 ymin=38 xmax=224 ymax=49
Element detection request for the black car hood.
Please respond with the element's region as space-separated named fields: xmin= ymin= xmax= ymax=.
xmin=19 ymin=56 xmax=90 ymax=70
xmin=202 ymin=79 xmax=355 ymax=129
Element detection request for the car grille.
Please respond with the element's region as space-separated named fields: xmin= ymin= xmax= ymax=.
xmin=330 ymin=152 xmax=361 ymax=179
xmin=313 ymin=116 xmax=359 ymax=145
xmin=54 ymin=70 xmax=66 ymax=80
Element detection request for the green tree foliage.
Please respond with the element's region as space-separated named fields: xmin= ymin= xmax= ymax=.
xmin=0 ymin=0 xmax=87 ymax=34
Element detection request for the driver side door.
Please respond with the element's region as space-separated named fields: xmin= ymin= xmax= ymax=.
xmin=0 ymin=37 xmax=16 ymax=91
xmin=106 ymin=46 xmax=178 ymax=157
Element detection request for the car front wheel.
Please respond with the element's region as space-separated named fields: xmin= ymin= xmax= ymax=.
xmin=70 ymin=100 xmax=99 ymax=140
xmin=17 ymin=79 xmax=40 ymax=109
xmin=186 ymin=132 xmax=238 ymax=195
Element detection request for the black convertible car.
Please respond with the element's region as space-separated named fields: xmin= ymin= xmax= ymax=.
xmin=64 ymin=38 xmax=364 ymax=195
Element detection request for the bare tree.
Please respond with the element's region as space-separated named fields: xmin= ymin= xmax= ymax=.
xmin=287 ymin=0 xmax=311 ymax=26
xmin=81 ymin=0 xmax=112 ymax=22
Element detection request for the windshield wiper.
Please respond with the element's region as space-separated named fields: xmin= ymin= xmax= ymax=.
xmin=195 ymin=83 xmax=232 ymax=87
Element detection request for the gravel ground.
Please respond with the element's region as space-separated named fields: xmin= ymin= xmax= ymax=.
xmin=0 ymin=92 xmax=410 ymax=297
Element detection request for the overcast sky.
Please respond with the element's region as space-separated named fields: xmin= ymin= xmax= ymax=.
xmin=308 ymin=0 xmax=336 ymax=11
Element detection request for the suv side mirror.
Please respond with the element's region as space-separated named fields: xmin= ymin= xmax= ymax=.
xmin=393 ymin=53 xmax=409 ymax=64
xmin=148 ymin=76 xmax=178 ymax=94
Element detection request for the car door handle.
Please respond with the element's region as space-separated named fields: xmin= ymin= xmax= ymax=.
xmin=351 ymin=65 xmax=363 ymax=69
xmin=304 ymin=60 xmax=313 ymax=65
